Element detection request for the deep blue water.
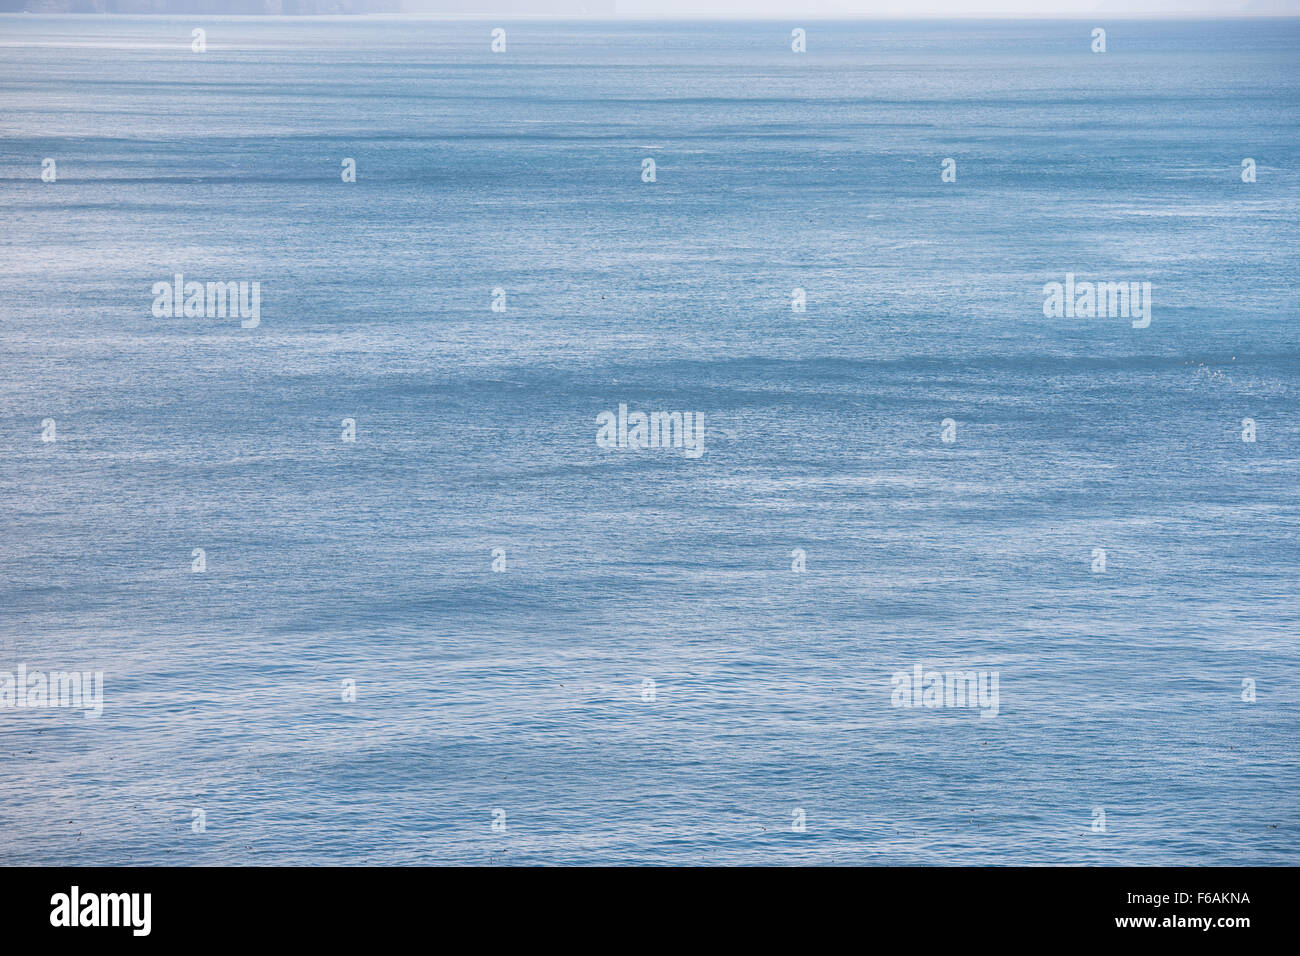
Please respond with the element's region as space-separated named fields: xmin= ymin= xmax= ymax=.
xmin=0 ymin=16 xmax=1297 ymax=865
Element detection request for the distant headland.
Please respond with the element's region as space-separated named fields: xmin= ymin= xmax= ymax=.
xmin=0 ymin=1 xmax=615 ymax=13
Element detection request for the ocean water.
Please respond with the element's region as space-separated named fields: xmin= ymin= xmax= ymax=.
xmin=0 ymin=15 xmax=1297 ymax=865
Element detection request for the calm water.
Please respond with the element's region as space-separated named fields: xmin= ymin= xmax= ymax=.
xmin=0 ymin=16 xmax=1298 ymax=865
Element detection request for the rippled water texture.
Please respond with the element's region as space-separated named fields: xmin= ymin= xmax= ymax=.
xmin=0 ymin=16 xmax=1297 ymax=864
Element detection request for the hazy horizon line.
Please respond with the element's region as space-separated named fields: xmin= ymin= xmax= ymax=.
xmin=4 ymin=11 xmax=1299 ymax=17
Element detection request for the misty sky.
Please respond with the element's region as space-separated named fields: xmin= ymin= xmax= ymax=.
xmin=409 ymin=0 xmax=1300 ymax=16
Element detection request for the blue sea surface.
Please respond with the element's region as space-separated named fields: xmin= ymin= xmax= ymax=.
xmin=0 ymin=15 xmax=1297 ymax=865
